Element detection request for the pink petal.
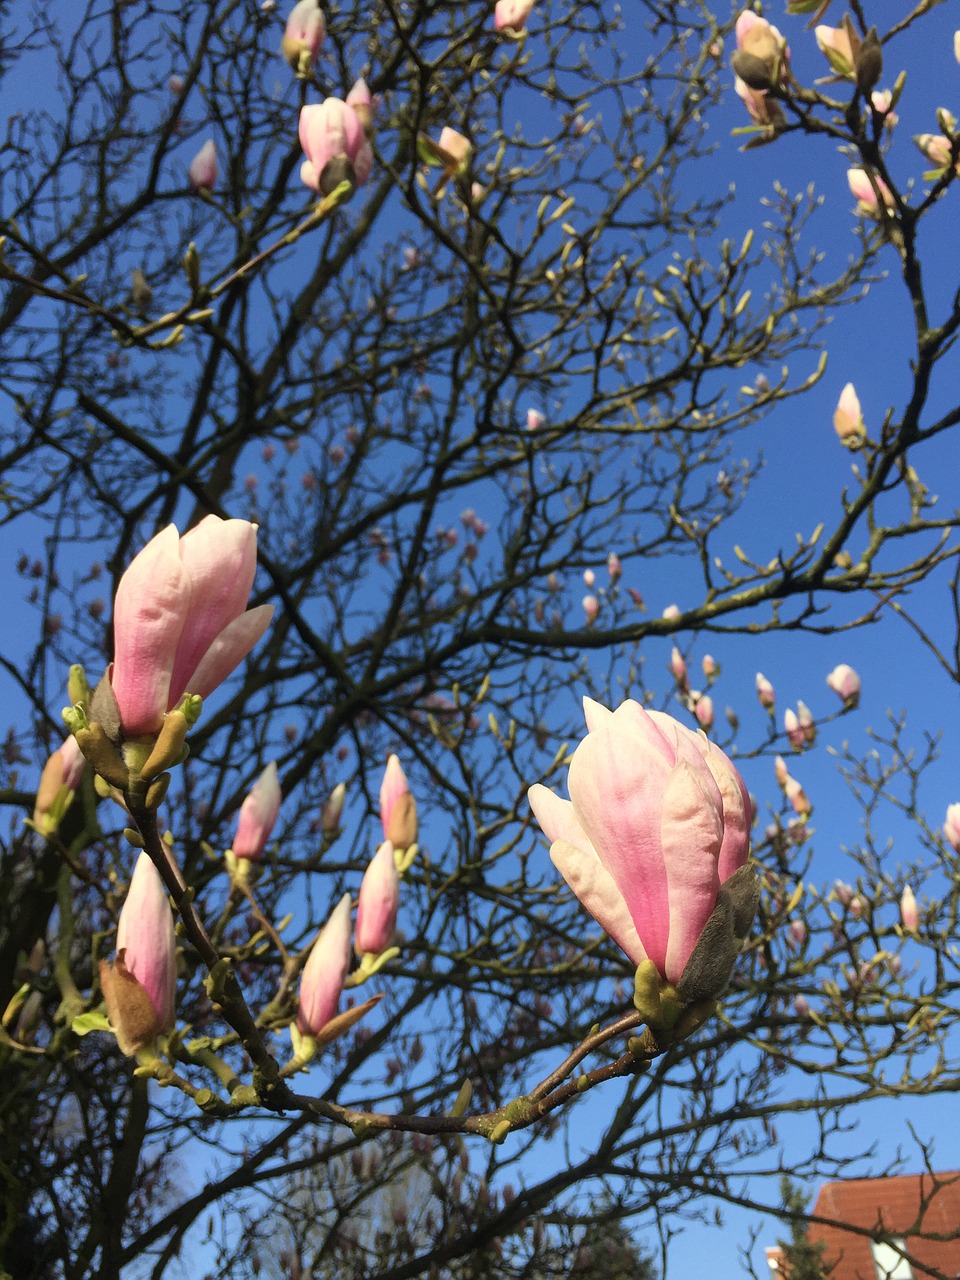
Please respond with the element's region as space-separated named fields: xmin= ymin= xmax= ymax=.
xmin=117 ymin=852 xmax=176 ymax=1028
xmin=181 ymin=604 xmax=274 ymax=701
xmin=528 ymin=782 xmax=594 ymax=852
xmin=169 ymin=517 xmax=259 ymax=702
xmin=298 ymin=893 xmax=352 ymax=1034
xmin=355 ymin=840 xmax=400 ymax=954
xmin=111 ymin=526 xmax=190 ymax=734
xmin=549 ymin=838 xmax=647 ymax=965
xmin=658 ymin=760 xmax=724 ymax=981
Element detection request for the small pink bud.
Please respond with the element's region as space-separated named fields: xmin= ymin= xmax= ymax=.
xmin=526 ymin=408 xmax=545 ymax=431
xmin=582 ymin=594 xmax=599 ymax=623
xmin=380 ymin=754 xmax=417 ymax=848
xmin=834 ymin=880 xmax=854 ymax=907
xmin=788 ymin=920 xmax=807 ymax=946
xmin=833 ymin=382 xmax=866 ymax=448
xmin=662 ymin=604 xmax=680 ymax=620
xmin=945 ymin=804 xmax=960 ymax=853
xmin=297 ymin=893 xmax=351 ymax=1035
xmin=814 ymin=24 xmax=856 ymax=78
xmin=355 ymin=840 xmax=400 ymax=955
xmin=847 ymin=168 xmax=895 ymax=217
xmin=826 ymin=663 xmax=861 ymax=708
xmin=100 ymin=852 xmax=176 ymax=1055
xmin=793 ymin=994 xmax=810 ymax=1016
xmin=669 ymin=646 xmax=688 ymax=685
xmin=33 ymin=736 xmax=86 ymax=835
xmin=346 ymin=77 xmax=374 ymax=136
xmin=232 ymin=762 xmax=281 ymax=861
xmin=900 ymin=885 xmax=919 ymax=933
xmin=188 ymin=139 xmax=218 ymax=192
xmin=914 ymin=132 xmax=952 ymax=170
xmin=606 ymin=552 xmax=621 ymax=581
xmin=702 ymin=654 xmax=717 ymax=679
xmin=774 ymin=755 xmax=789 ymax=788
xmin=756 ymin=672 xmax=776 ymax=709
xmin=694 ymin=694 xmax=714 ymax=731
xmin=783 ymin=708 xmax=806 ymax=752
xmin=785 ymin=776 xmax=810 ymax=816
xmin=583 ymin=569 xmax=595 ymax=588
xmin=797 ymin=700 xmax=816 ymax=746
xmin=281 ymin=0 xmax=326 ymax=72
xmin=321 ymin=782 xmax=346 ymax=835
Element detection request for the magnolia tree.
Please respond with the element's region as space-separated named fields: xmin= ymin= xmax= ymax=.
xmin=2 ymin=0 xmax=960 ymax=1277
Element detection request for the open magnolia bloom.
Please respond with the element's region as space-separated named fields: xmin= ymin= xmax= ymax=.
xmin=529 ymin=697 xmax=758 ymax=1004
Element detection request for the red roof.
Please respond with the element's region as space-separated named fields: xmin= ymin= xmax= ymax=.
xmin=809 ymin=1172 xmax=960 ymax=1280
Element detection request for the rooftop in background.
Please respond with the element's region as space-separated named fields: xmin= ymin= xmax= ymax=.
xmin=767 ymin=1173 xmax=960 ymax=1280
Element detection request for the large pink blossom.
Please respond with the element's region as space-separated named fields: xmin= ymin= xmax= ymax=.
xmin=110 ymin=516 xmax=273 ymax=735
xmin=528 ymin=698 xmax=752 ymax=987
xmin=299 ymin=99 xmax=373 ymax=196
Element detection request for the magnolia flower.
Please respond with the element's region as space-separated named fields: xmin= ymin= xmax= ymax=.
xmin=109 ymin=517 xmax=273 ymax=736
xmin=321 ymin=782 xmax=346 ymax=835
xmin=731 ymin=10 xmax=788 ymax=92
xmin=833 ymin=382 xmax=866 ymax=448
xmin=299 ymin=98 xmax=373 ymax=196
xmin=526 ymin=408 xmax=545 ymax=431
xmin=380 ymin=754 xmax=417 ymax=848
xmin=583 ymin=594 xmax=599 ymax=623
xmin=607 ymin=552 xmax=622 ymax=580
xmin=669 ymin=646 xmax=688 ymax=685
xmin=34 ymin=735 xmax=85 ymax=835
xmin=355 ymin=840 xmax=400 ymax=954
xmin=914 ymin=132 xmax=955 ymax=172
xmin=733 ymin=76 xmax=785 ymax=129
xmin=528 ymin=698 xmax=756 ymax=1000
xmin=847 ymin=167 xmax=895 ymax=216
xmin=694 ymin=694 xmax=715 ymax=732
xmin=783 ymin=708 xmax=806 ymax=751
xmin=774 ymin=755 xmax=790 ymax=788
xmin=815 ymin=24 xmax=856 ymax=77
xmin=281 ymin=0 xmax=325 ymax=72
xmin=188 ymin=140 xmax=218 ymax=192
xmin=756 ymin=672 xmax=776 ymax=709
xmin=944 ymin=804 xmax=960 ymax=853
xmin=346 ymin=77 xmax=374 ymax=136
xmin=297 ymin=893 xmax=352 ymax=1035
xmin=232 ymin=762 xmax=281 ymax=860
xmin=900 ymin=885 xmax=919 ymax=933
xmin=826 ymin=664 xmax=861 ymax=707
xmin=797 ymin=700 xmax=816 ymax=746
xmin=100 ymin=853 xmax=176 ymax=1055
xmin=494 ymin=0 xmax=534 ymax=33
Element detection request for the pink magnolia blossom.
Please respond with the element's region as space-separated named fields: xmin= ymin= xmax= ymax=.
xmin=826 ymin=663 xmax=861 ymax=707
xmin=756 ymin=672 xmax=776 ymax=709
xmin=774 ymin=755 xmax=789 ymax=788
xmin=528 ymin=698 xmax=753 ymax=991
xmin=355 ymin=840 xmax=400 ymax=954
xmin=833 ymin=382 xmax=865 ymax=447
xmin=494 ymin=0 xmax=534 ymax=33
xmin=702 ymin=654 xmax=717 ymax=679
xmin=188 ymin=140 xmax=218 ymax=192
xmin=232 ymin=761 xmax=281 ymax=860
xmin=582 ymin=594 xmax=599 ymax=623
xmin=100 ymin=852 xmax=176 ymax=1055
xmin=694 ymin=694 xmax=714 ymax=731
xmin=299 ymin=99 xmax=373 ymax=196
xmin=110 ymin=517 xmax=273 ymax=736
xmin=788 ymin=920 xmax=807 ymax=947
xmin=346 ymin=77 xmax=374 ymax=135
xmin=900 ymin=884 xmax=919 ymax=932
xmin=733 ymin=76 xmax=784 ymax=129
xmin=797 ymin=700 xmax=816 ymax=746
xmin=847 ymin=167 xmax=895 ymax=216
xmin=281 ymin=0 xmax=325 ymax=71
xmin=438 ymin=127 xmax=471 ymax=173
xmin=526 ymin=408 xmax=545 ymax=431
xmin=944 ymin=804 xmax=960 ymax=853
xmin=380 ymin=754 xmax=417 ymax=848
xmin=297 ymin=893 xmax=352 ymax=1034
xmin=785 ymin=775 xmax=811 ymax=816
xmin=607 ymin=551 xmax=622 ymax=580
xmin=914 ymin=132 xmax=955 ymax=172
xmin=783 ymin=708 xmax=806 ymax=751
xmin=669 ymin=646 xmax=688 ymax=685
xmin=815 ymin=24 xmax=856 ymax=77
xmin=794 ymin=994 xmax=810 ymax=1016
xmin=34 ymin=735 xmax=86 ymax=834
